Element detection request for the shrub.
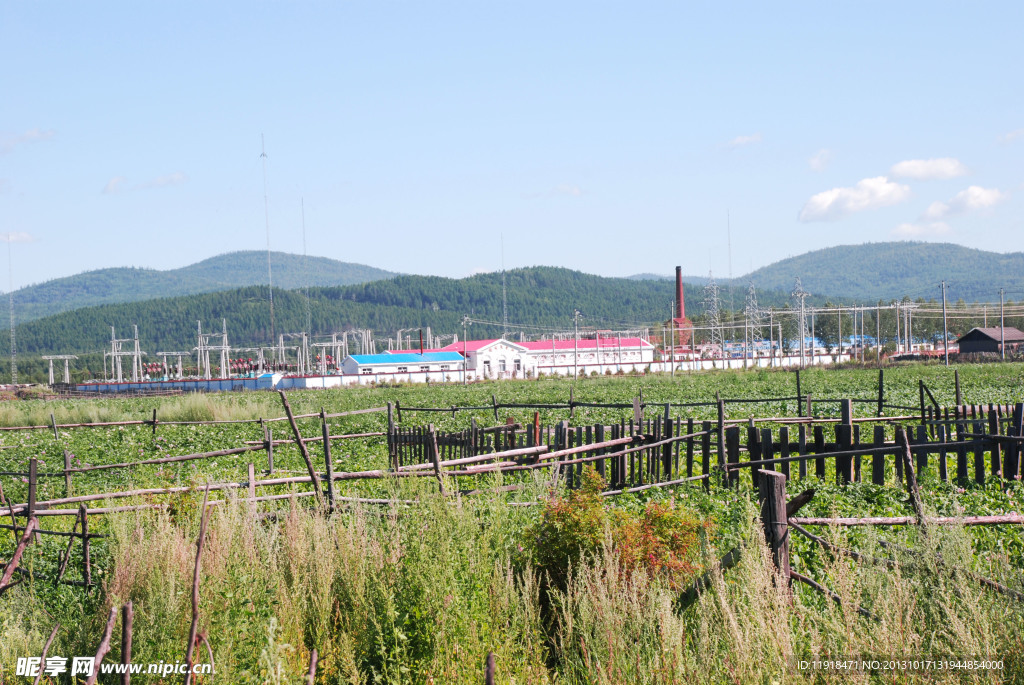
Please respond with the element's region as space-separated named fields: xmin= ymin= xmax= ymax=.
xmin=523 ymin=467 xmax=710 ymax=591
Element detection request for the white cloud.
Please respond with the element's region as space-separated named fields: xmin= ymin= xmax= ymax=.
xmin=103 ymin=172 xmax=187 ymax=194
xmin=808 ymin=149 xmax=832 ymax=172
xmin=0 ymin=128 xmax=55 ymax=155
xmin=141 ymin=172 xmax=187 ymax=189
xmin=890 ymin=158 xmax=967 ymax=180
xmin=103 ymin=176 xmax=127 ymax=194
xmin=728 ymin=133 xmax=761 ymax=147
xmin=1000 ymin=128 xmax=1024 ymax=144
xmin=891 ymin=221 xmax=951 ymax=238
xmin=0 ymin=231 xmax=36 ymax=243
xmin=923 ymin=185 xmax=1006 ymax=220
xmin=553 ymin=183 xmax=583 ymax=197
xmin=798 ymin=176 xmax=911 ymax=222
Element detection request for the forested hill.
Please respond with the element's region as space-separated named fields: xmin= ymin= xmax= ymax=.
xmin=9 ymin=267 xmax=800 ymax=356
xmin=741 ymin=242 xmax=1024 ymax=303
xmin=7 ymin=251 xmax=397 ymax=323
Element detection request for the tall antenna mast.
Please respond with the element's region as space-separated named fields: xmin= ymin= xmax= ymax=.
xmin=6 ymin=234 xmax=15 ymax=385
xmin=302 ymin=197 xmax=311 ymax=334
xmin=501 ymin=234 xmax=508 ymax=339
xmin=261 ymin=134 xmax=275 ymax=345
xmin=727 ymin=209 xmax=734 ymax=315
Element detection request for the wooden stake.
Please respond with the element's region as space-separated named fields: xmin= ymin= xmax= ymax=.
xmin=84 ymin=606 xmax=118 ymax=685
xmin=896 ymin=427 xmax=926 ymax=530
xmin=32 ymin=624 xmax=60 ymax=685
xmin=485 ymin=652 xmax=496 ymax=685
xmin=321 ymin=409 xmax=335 ymax=510
xmin=428 ymin=425 xmax=446 ymax=496
xmin=758 ymin=470 xmax=790 ymax=581
xmin=121 ymin=602 xmax=134 ymax=685
xmin=277 ymin=391 xmax=324 ymax=508
xmin=0 ymin=517 xmax=37 ymax=593
xmin=305 ymin=648 xmax=318 ymax=685
xmin=184 ymin=486 xmax=211 ymax=685
xmin=80 ymin=505 xmax=92 ymax=586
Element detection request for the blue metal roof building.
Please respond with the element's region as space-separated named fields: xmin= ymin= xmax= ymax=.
xmin=347 ymin=352 xmax=464 ymax=366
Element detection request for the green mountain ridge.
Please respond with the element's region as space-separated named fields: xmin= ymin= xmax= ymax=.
xmin=629 ymin=242 xmax=1024 ymax=303
xmin=7 ymin=267 xmax=788 ymax=360
xmin=7 ymin=251 xmax=397 ymax=323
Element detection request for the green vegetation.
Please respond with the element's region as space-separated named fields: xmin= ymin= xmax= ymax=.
xmin=741 ymin=241 xmax=1024 ymax=304
xmin=8 ymin=251 xmax=397 ymax=324
xmin=1 ymin=366 xmax=1023 ymax=682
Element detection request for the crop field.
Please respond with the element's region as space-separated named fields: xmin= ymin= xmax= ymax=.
xmin=1 ymin=363 xmax=1023 ymax=683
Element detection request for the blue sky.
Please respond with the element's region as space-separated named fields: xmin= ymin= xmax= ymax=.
xmin=1 ymin=1 xmax=1021 ymax=290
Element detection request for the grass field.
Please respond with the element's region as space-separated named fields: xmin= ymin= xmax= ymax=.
xmin=1 ymin=363 xmax=1023 ymax=683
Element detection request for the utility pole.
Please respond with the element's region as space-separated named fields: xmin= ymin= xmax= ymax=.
xmin=791 ymin=278 xmax=809 ymax=369
xmin=999 ymin=288 xmax=1007 ymax=362
xmin=573 ymin=309 xmax=580 ymax=378
xmin=876 ymin=305 xmax=881 ymax=365
xmin=260 ymin=135 xmax=275 ymax=345
xmin=941 ymin=281 xmax=949 ymax=366
xmin=462 ymin=316 xmax=469 ymax=385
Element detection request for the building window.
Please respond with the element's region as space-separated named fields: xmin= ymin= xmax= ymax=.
xmin=499 ymin=359 xmax=507 ymax=373
xmin=440 ymin=365 xmax=450 ymax=371
xmin=419 ymin=366 xmax=430 ymax=372
xmin=397 ymin=366 xmax=408 ymax=373
xmin=361 ymin=368 xmax=373 ymax=374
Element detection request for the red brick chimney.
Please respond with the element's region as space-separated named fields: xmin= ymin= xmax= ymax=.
xmin=675 ymin=266 xmax=685 ymax=320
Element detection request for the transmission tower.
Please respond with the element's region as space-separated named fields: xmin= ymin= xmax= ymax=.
xmin=6 ymin=235 xmax=15 ymax=385
xmin=744 ymin=282 xmax=763 ymax=345
xmin=702 ymin=271 xmax=723 ymax=350
xmin=791 ymin=277 xmax=810 ymax=367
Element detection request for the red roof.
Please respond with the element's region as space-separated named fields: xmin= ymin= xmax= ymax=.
xmin=520 ymin=337 xmax=653 ymax=351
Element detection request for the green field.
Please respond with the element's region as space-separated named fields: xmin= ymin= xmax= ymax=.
xmin=1 ymin=364 xmax=1023 ymax=683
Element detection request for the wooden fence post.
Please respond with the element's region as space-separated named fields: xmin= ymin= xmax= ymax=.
xmin=758 ymin=470 xmax=790 ymax=581
xmin=121 ymin=601 xmax=133 ymax=685
xmin=321 ymin=409 xmax=336 ymax=510
xmin=152 ymin=408 xmax=158 ymax=437
xmin=797 ymin=424 xmax=808 ymax=480
xmin=872 ymin=425 xmax=886 ymax=486
xmin=265 ymin=427 xmax=274 ymax=475
xmin=247 ymin=463 xmax=256 ymax=512
xmin=725 ymin=426 xmax=740 ymax=488
xmin=485 ymin=652 xmax=496 ymax=685
xmin=28 ymin=458 xmax=37 ymax=537
xmin=955 ymin=369 xmax=962 ymax=408
xmin=278 ymin=390 xmax=325 ymax=509
xmin=428 ymin=424 xmax=446 ymax=496
xmin=876 ymin=369 xmax=885 ymax=416
xmin=387 ymin=402 xmax=397 ymax=470
xmin=796 ymin=370 xmax=802 ymax=417
xmin=80 ymin=504 xmax=92 ymax=586
xmin=988 ymin=408 xmax=1002 ymax=477
xmin=662 ymin=404 xmax=673 ymax=479
xmin=779 ymin=426 xmax=790 ymax=479
xmin=716 ymin=395 xmax=726 ymax=486
xmin=1006 ymin=403 xmax=1024 ymax=480
xmin=836 ymin=399 xmax=853 ymax=484
xmin=701 ymin=421 xmax=711 ymax=491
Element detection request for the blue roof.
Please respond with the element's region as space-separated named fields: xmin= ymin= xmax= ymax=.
xmin=350 ymin=352 xmax=464 ymax=365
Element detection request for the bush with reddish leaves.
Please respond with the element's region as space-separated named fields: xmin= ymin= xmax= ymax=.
xmin=523 ymin=466 xmax=710 ymax=590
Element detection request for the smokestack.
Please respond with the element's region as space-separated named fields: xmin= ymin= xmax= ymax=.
xmin=675 ymin=266 xmax=685 ymax=320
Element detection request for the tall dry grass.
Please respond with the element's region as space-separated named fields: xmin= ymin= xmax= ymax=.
xmin=1 ymin=486 xmax=1021 ymax=684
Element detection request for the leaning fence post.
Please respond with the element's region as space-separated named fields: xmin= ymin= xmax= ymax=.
xmin=321 ymin=409 xmax=336 ymax=510
xmin=758 ymin=469 xmax=790 ymax=582
xmin=485 ymin=652 xmax=496 ymax=685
